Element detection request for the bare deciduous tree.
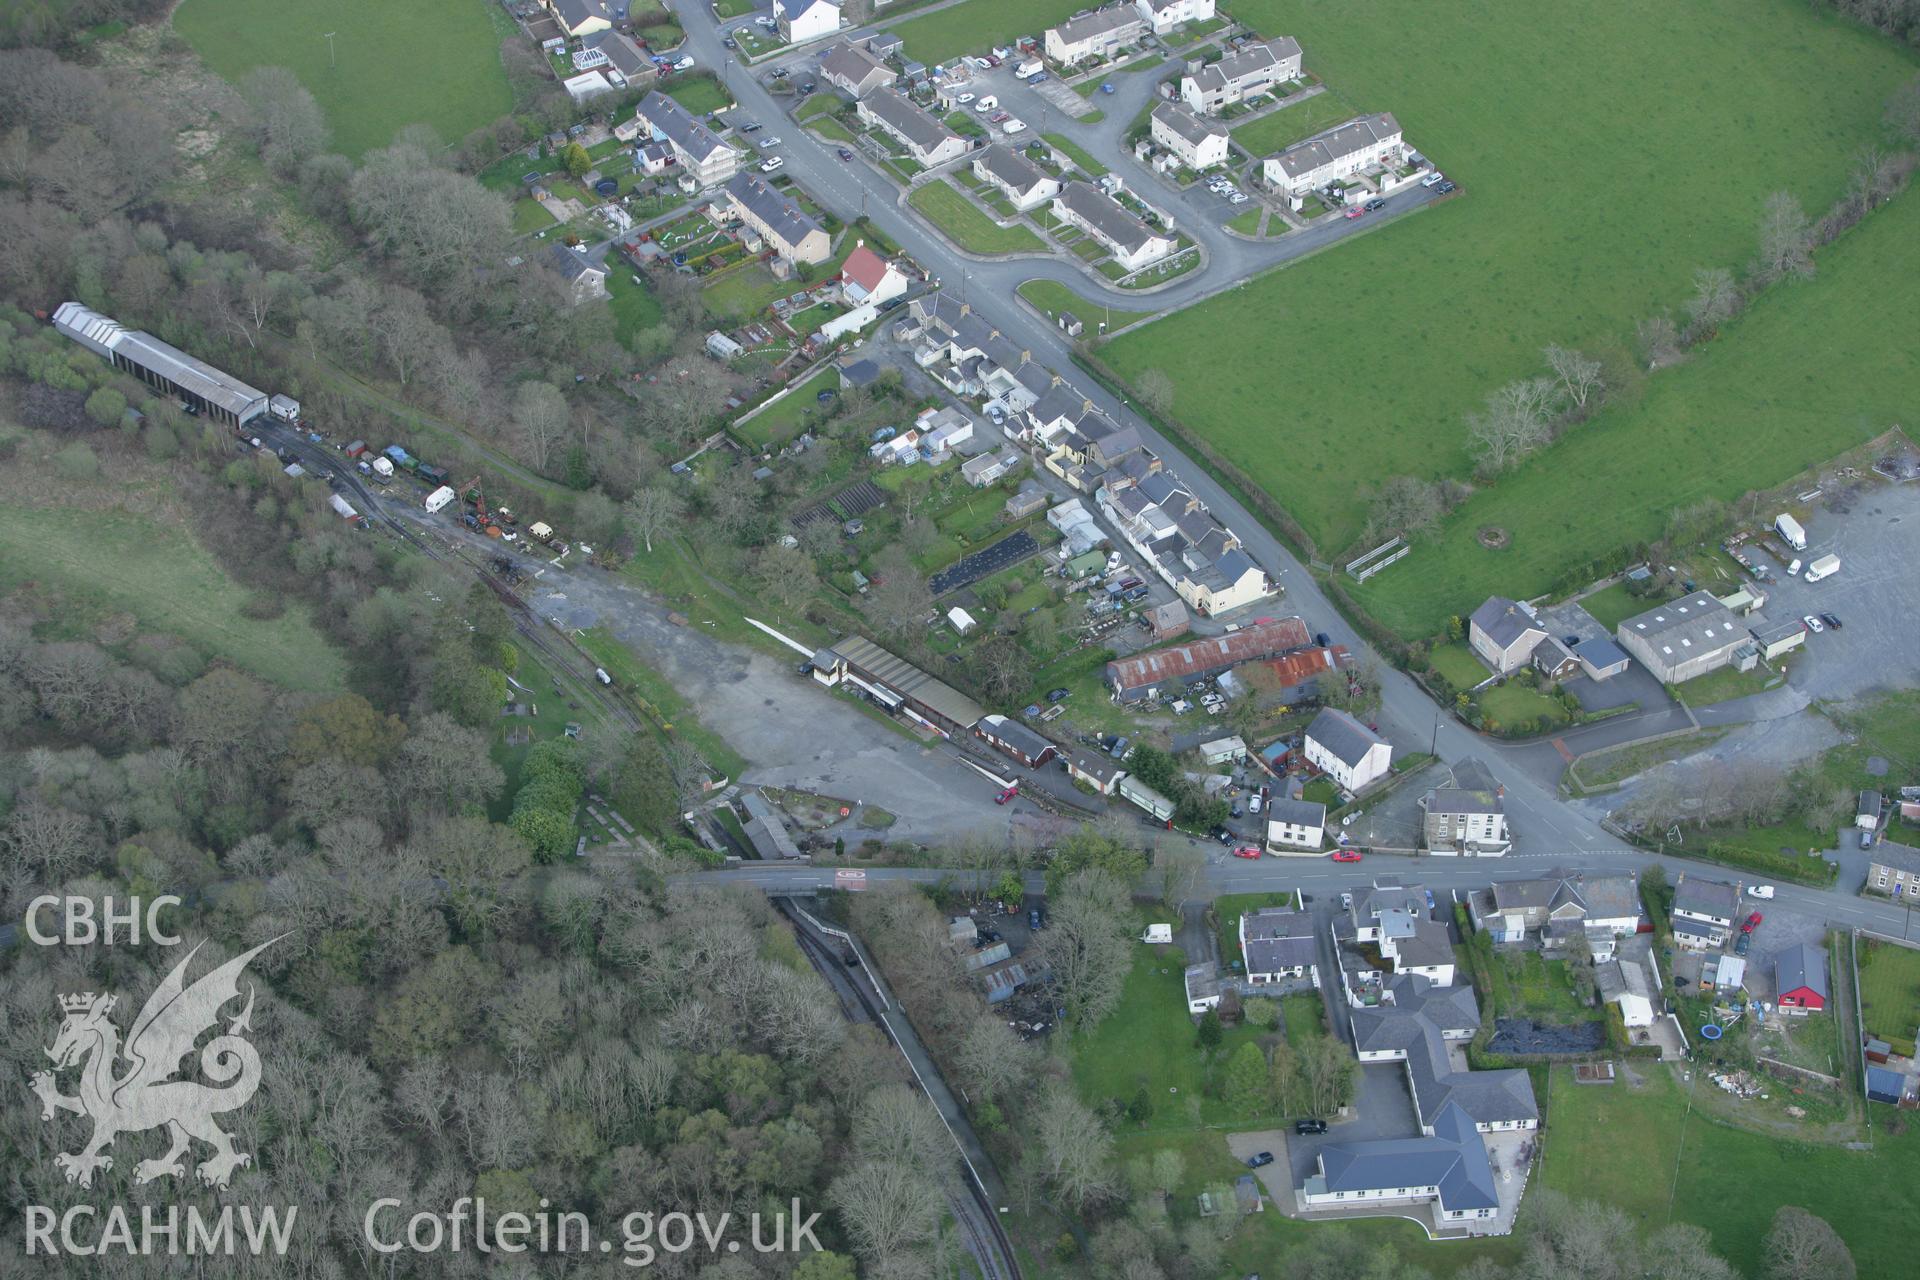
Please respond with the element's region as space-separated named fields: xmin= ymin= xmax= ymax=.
xmin=1684 ymin=267 xmax=1739 ymax=337
xmin=510 ymin=381 xmax=570 ymax=473
xmin=829 ymin=1159 xmax=943 ymax=1266
xmin=1637 ymin=312 xmax=1684 ymax=369
xmin=1369 ymin=474 xmax=1447 ymax=540
xmin=1543 ymin=343 xmax=1605 ymax=410
xmin=1135 ymin=367 xmax=1175 ymax=418
xmin=1465 ymin=377 xmax=1558 ymax=473
xmin=1762 ymin=1206 xmax=1855 ymax=1280
xmin=1035 ymin=869 xmax=1134 ymax=1028
xmin=239 ymin=66 xmax=331 ymax=174
xmin=1032 ymin=1083 xmax=1115 ymax=1208
xmin=1752 ymin=189 xmax=1815 ymax=284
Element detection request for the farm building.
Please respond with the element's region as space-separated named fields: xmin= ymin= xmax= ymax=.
xmin=1616 ymin=590 xmax=1749 ymax=684
xmin=1105 ymin=615 xmax=1311 ymax=703
xmin=53 ymin=302 xmax=270 ymax=428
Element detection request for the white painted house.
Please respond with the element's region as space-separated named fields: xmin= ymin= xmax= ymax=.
xmin=1151 ymin=102 xmax=1230 ymax=170
xmin=1135 ymin=0 xmax=1215 ymax=36
xmin=973 ymin=145 xmax=1062 ymax=212
xmin=1264 ymin=798 xmax=1326 ymax=853
xmin=1180 ymin=35 xmax=1301 ymax=113
xmin=1303 ymin=707 xmax=1392 ymax=792
xmin=1262 ymin=112 xmax=1404 ymax=197
xmin=1045 ymin=7 xmax=1148 ymax=66
xmin=1049 ymin=181 xmax=1176 ymax=272
xmin=776 ymin=0 xmax=842 ymax=46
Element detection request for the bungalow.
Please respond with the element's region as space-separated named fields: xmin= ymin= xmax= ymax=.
xmin=585 ymin=30 xmax=660 ymax=91
xmin=1595 ymin=958 xmax=1654 ymax=1027
xmin=1063 ymin=746 xmax=1126 ymax=795
xmin=637 ymin=92 xmax=741 ymax=187
xmin=1265 ymin=798 xmax=1327 ymax=853
xmin=1049 ymin=182 xmax=1177 ymax=272
xmin=1181 ymin=35 xmax=1302 ymax=113
xmin=1261 ymin=112 xmax=1404 ymax=197
xmin=1775 ymin=943 xmax=1829 ymax=1013
xmin=1135 ymin=0 xmax=1215 ymax=36
xmin=975 ymin=713 xmax=1057 ymax=767
xmin=840 ymin=243 xmax=909 ymax=305
xmin=1467 ymin=596 xmax=1545 ymax=676
xmin=972 ymin=145 xmax=1063 ymax=212
xmin=1044 ymin=7 xmax=1148 ymax=66
xmin=1151 ymin=102 xmax=1230 ymax=170
xmin=858 ymin=88 xmax=969 ymax=168
xmin=547 ymin=0 xmax=614 ymax=38
xmin=1240 ymin=907 xmax=1320 ymax=986
xmin=777 ymin=0 xmax=843 ymax=45
xmin=820 ymin=40 xmax=895 ymax=99
xmin=1670 ymin=874 xmax=1739 ymax=950
xmin=1303 ymin=708 xmax=1392 ymax=792
xmin=1470 ymin=871 xmax=1640 ymax=953
xmin=723 ymin=171 xmax=831 ymax=265
xmin=961 ymin=448 xmax=1020 ymax=487
xmin=545 ymin=244 xmax=609 ymax=304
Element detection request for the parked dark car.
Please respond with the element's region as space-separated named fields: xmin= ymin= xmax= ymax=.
xmin=1363 ymin=197 xmax=1386 ymax=212
xmin=795 ymin=660 xmax=814 ymax=676
xmin=1294 ymin=1119 xmax=1328 ymax=1135
xmin=1821 ymin=612 xmax=1842 ymax=629
xmin=1028 ymin=907 xmax=1044 ymax=930
xmin=1109 ymin=736 xmax=1130 ymax=759
xmin=1734 ymin=933 xmax=1752 ymax=956
xmin=1314 ymin=632 xmax=1330 ymax=647
xmin=1246 ymin=1151 xmax=1275 ymax=1168
xmin=1435 ymin=181 xmax=1456 ymax=193
xmin=838 ymin=147 xmax=854 ymax=161
xmin=1046 ymin=687 xmax=1071 ymax=702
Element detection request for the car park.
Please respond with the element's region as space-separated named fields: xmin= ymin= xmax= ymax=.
xmin=760 ymin=157 xmax=784 ymax=172
xmin=1232 ymin=845 xmax=1262 ymax=860
xmin=1294 ymin=1118 xmax=1328 ymax=1135
xmin=1246 ymin=1151 xmax=1275 ymax=1168
xmin=1330 ymin=848 xmax=1363 ymax=863
xmin=1804 ymin=614 xmax=1824 ymax=633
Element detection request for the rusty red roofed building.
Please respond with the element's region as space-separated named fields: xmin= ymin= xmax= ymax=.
xmin=839 ymin=243 xmax=908 ymax=306
xmin=1105 ymin=616 xmax=1311 ymax=704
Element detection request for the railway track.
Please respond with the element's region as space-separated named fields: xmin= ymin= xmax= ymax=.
xmin=774 ymin=900 xmax=1021 ymax=1280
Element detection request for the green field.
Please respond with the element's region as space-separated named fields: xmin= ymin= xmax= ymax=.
xmin=604 ymin=268 xmax=664 ymax=349
xmin=890 ymin=0 xmax=1091 ymax=64
xmin=174 ymin=0 xmax=514 ymax=158
xmin=1352 ymin=190 xmax=1920 ymax=637
xmin=908 ymin=180 xmax=1046 ymax=254
xmin=1105 ymin=0 xmax=1916 ymax=620
xmin=0 ymin=504 xmax=346 ymax=692
xmin=1537 ymin=1062 xmax=1919 ymax=1277
xmin=1016 ymin=279 xmax=1151 ymax=332
xmin=1227 ymin=89 xmax=1356 ymax=157
xmin=1856 ymin=937 xmax=1920 ymax=1045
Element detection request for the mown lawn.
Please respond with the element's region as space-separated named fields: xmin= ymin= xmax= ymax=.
xmin=736 ymin=367 xmax=840 ymax=448
xmin=1040 ymin=132 xmax=1109 ymax=178
xmin=909 ymin=180 xmax=1046 ymax=254
xmin=604 ymin=267 xmax=664 ymax=349
xmin=0 ymin=503 xmax=346 ymax=692
xmin=1856 ymin=936 xmax=1920 ymax=1045
xmin=1352 ymin=190 xmax=1920 ymax=638
xmin=1227 ymin=89 xmax=1357 ymax=157
xmin=1477 ymin=680 xmax=1569 ymax=733
xmin=1427 ymin=642 xmax=1491 ymax=689
xmin=1105 ymin=0 xmax=1916 ymax=613
xmin=1579 ymin=581 xmax=1655 ymax=633
xmin=175 ymin=0 xmax=513 ymax=158
xmin=1537 ymin=1062 xmax=1920 ymax=1278
xmin=701 ymin=263 xmax=794 ymax=322
xmin=663 ymin=73 xmax=732 ymax=116
xmin=1672 ymin=661 xmax=1778 ymax=707
xmin=891 ymin=0 xmax=1092 ymax=64
xmin=1016 ymin=279 xmax=1152 ymax=332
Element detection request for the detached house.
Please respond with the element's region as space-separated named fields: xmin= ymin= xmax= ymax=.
xmin=1470 ymin=871 xmax=1640 ymax=960
xmin=1304 ymin=708 xmax=1392 ymax=792
xmin=585 ymin=30 xmax=660 ymax=91
xmin=1468 ymin=596 xmax=1546 ymax=676
xmin=1866 ymin=841 xmax=1920 ymax=898
xmin=1044 ymin=7 xmax=1148 ymax=66
xmin=722 ymin=171 xmax=831 ymax=265
xmin=1135 ymin=0 xmax=1215 ymax=35
xmin=1775 ymin=944 xmax=1829 ymax=1013
xmin=547 ymin=0 xmax=614 ymax=39
xmin=1240 ymin=907 xmax=1320 ymax=986
xmin=637 ymin=92 xmax=741 ymax=187
xmin=1265 ymin=797 xmax=1327 ymax=853
xmin=1670 ymin=874 xmax=1739 ymax=950
xmin=1151 ymin=102 xmax=1230 ymax=170
xmin=839 ymin=243 xmax=908 ymax=305
xmin=820 ymin=40 xmax=895 ymax=99
xmin=860 ymin=88 xmax=969 ymax=167
xmin=1181 ymin=35 xmax=1302 ymax=113
xmin=546 ymin=244 xmax=609 ymax=305
xmin=1262 ymin=112 xmax=1404 ymax=197
xmin=973 ymin=145 xmax=1063 ymax=212
xmin=776 ymin=0 xmax=842 ymax=45
xmin=1049 ymin=182 xmax=1177 ymax=273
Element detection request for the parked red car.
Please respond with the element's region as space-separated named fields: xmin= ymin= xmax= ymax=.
xmin=1330 ymin=849 xmax=1364 ymax=863
xmin=1232 ymin=845 xmax=1262 ymax=860
xmin=995 ymin=786 xmax=1019 ymax=805
xmin=1742 ymin=912 xmax=1764 ymax=933
xmin=1343 ymin=205 xmax=1365 ymax=219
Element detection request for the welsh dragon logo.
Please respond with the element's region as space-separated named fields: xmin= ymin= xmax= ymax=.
xmin=30 ymin=937 xmax=281 ymax=1190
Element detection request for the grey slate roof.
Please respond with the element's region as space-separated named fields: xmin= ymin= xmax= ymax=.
xmin=1266 ymin=797 xmax=1325 ymax=828
xmin=1270 ymin=112 xmax=1401 ymax=178
xmin=976 ymin=713 xmax=1053 ymax=761
xmin=1057 ymin=181 xmax=1165 ymax=254
xmin=1671 ymin=917 xmax=1720 ymax=941
xmin=1152 ymin=101 xmax=1227 ymax=148
xmin=1241 ymin=907 xmax=1317 ymax=975
xmin=552 ymin=0 xmax=614 ymax=30
xmin=1306 ymin=707 xmax=1386 ymax=769
xmin=1392 ymin=918 xmax=1455 ymax=970
xmin=1573 ymin=635 xmax=1630 ymax=669
xmin=585 ymin=30 xmax=656 ymax=80
xmin=976 ymin=144 xmax=1051 ymax=194
xmin=1469 ymin=596 xmax=1544 ymax=651
xmin=1619 ymin=589 xmax=1746 ymax=655
xmin=1313 ymin=1100 xmax=1499 ymax=1213
xmin=1870 ymin=840 xmax=1920 ymax=875
xmin=725 ymin=171 xmax=825 ymax=251
xmin=1775 ymin=943 xmax=1829 ymax=1000
xmin=819 ymin=40 xmax=893 ymax=94
xmin=1052 ymin=6 xmax=1147 ymax=47
xmin=1673 ymin=875 xmax=1739 ymax=919
xmin=1427 ymin=787 xmax=1503 ymax=817
xmin=638 ymin=91 xmax=733 ymax=163
xmin=864 ymin=88 xmax=962 ymax=155
xmin=1190 ymin=35 xmax=1302 ymax=96
xmin=548 ymin=244 xmax=602 ymax=281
